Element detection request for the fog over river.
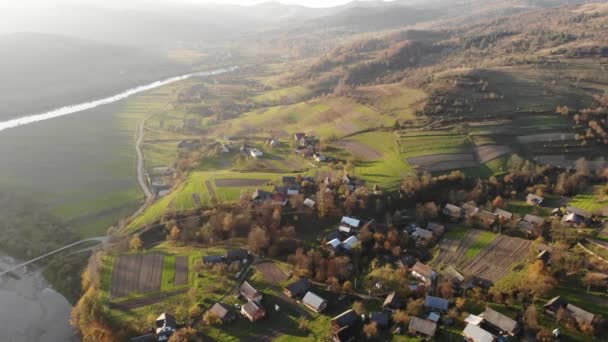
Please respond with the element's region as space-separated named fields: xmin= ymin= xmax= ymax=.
xmin=0 ymin=255 xmax=76 ymax=341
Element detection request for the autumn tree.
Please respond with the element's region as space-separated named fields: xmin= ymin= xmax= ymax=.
xmin=352 ymin=301 xmax=366 ymax=315
xmin=536 ymin=329 xmax=553 ymax=341
xmin=492 ymin=195 xmax=505 ymax=209
xmin=248 ymin=225 xmax=269 ymax=254
xmin=523 ymin=260 xmax=556 ymax=298
xmin=203 ymin=311 xmax=221 ymax=326
xmin=363 ymin=321 xmax=378 ymax=339
xmin=438 ymin=279 xmax=454 ymax=299
xmin=169 ymin=226 xmax=181 ymax=241
xmin=524 ymin=305 xmax=539 ymax=329
xmin=393 ymin=310 xmax=409 ymax=325
xmin=406 ymin=298 xmax=424 ymax=316
xmin=168 ymin=327 xmax=200 ymax=342
xmin=129 ymin=235 xmax=143 ymax=251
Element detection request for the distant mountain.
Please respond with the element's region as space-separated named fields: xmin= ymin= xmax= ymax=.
xmin=0 ymin=33 xmax=185 ymax=120
xmin=309 ymin=4 xmax=442 ymax=31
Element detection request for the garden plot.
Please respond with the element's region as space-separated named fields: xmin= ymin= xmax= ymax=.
xmin=255 ymin=261 xmax=289 ymax=284
xmin=215 ymin=178 xmax=270 ymax=187
xmin=174 ymin=256 xmax=189 ymax=286
xmin=461 ymin=235 xmax=531 ymax=283
xmin=474 ymin=145 xmax=511 ymax=163
xmin=434 ymin=231 xmax=531 ymax=285
xmin=407 ymin=153 xmax=479 ymax=173
xmin=335 ymin=139 xmax=383 ymax=160
xmin=110 ymin=254 xmax=164 ymax=298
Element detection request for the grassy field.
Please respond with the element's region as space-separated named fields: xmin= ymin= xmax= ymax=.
xmin=569 ymin=186 xmax=608 ymax=214
xmin=464 ymin=231 xmax=497 ymax=259
xmin=0 ymin=83 xmax=184 ymax=237
xmin=124 ymin=171 xmax=285 ymax=233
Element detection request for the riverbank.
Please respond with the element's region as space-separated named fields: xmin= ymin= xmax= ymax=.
xmin=0 ymin=255 xmax=76 ymax=342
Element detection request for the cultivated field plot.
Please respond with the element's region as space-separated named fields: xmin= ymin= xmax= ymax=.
xmin=474 ymin=145 xmax=511 ymax=163
xmin=335 ymin=139 xmax=383 ymax=160
xmin=255 ymin=262 xmax=289 ymax=284
xmin=534 ymin=155 xmax=608 ymax=171
xmin=110 ymin=254 xmax=164 ymax=298
xmin=517 ymin=132 xmax=576 ymax=144
xmin=407 ymin=153 xmax=479 ymax=173
xmin=174 ymin=256 xmax=189 ymax=286
xmin=434 ymin=231 xmax=531 ymax=284
xmin=215 ymin=178 xmax=269 ymax=187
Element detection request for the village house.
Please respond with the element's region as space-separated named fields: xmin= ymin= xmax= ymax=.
xmin=424 ymin=295 xmax=449 ymax=312
xmin=412 ymin=228 xmax=434 ymax=246
xmin=249 ymin=148 xmax=264 ymax=158
xmin=370 ymin=312 xmax=389 ymax=329
xmin=518 ymin=213 xmax=546 ymax=236
xmin=331 ymin=309 xmax=360 ymax=342
xmin=382 ymin=291 xmax=402 ymax=312
xmin=563 ymin=206 xmax=592 ymax=225
xmin=226 ymin=249 xmax=249 ymax=263
xmin=443 ymin=203 xmax=463 ymax=220
xmin=303 ymin=198 xmax=316 ymax=208
xmin=241 ymin=300 xmax=266 ymax=322
xmin=209 ymin=302 xmax=236 ymax=324
xmin=177 ymin=139 xmax=201 ymax=149
xmin=526 ymin=193 xmax=544 ymax=206
xmin=302 ymin=291 xmax=327 ymax=313
xmin=463 ymin=201 xmax=480 ymax=218
xmin=543 ymin=296 xmax=598 ymax=327
xmin=326 ymin=238 xmax=342 ymax=250
xmin=251 ymin=189 xmax=272 ymax=202
xmin=294 ymin=133 xmax=306 ymax=141
xmin=240 ymin=281 xmax=263 ymax=303
xmin=411 ymin=262 xmax=435 ymax=285
xmin=313 ymin=152 xmax=326 ymax=162
xmin=477 ymin=210 xmax=498 ymax=226
xmin=426 ymin=222 xmax=445 ymax=237
xmin=480 ymin=307 xmax=520 ymax=336
xmin=155 ymin=313 xmax=177 ymax=342
xmin=408 ymin=317 xmax=437 ymax=338
xmin=493 ymin=208 xmax=513 ymax=221
xmin=342 ymin=235 xmax=360 ymax=250
xmin=463 ymin=323 xmax=497 ymax=342
xmin=284 ymin=278 xmax=311 ymax=299
xmin=203 ymin=254 xmax=224 ymax=265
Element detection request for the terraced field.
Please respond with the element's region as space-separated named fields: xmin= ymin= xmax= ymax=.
xmin=433 ymin=230 xmax=531 ymax=284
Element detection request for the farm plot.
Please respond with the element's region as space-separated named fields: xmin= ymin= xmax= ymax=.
xmin=335 ymin=139 xmax=383 ymax=160
xmin=174 ymin=256 xmax=189 ymax=286
xmin=474 ymin=145 xmax=511 ymax=163
xmin=407 ymin=153 xmax=479 ymax=173
xmin=434 ymin=231 xmax=531 ymax=284
xmin=255 ymin=262 xmax=289 ymax=284
xmin=215 ymin=178 xmax=269 ymax=187
xmin=462 ymin=235 xmax=532 ymax=284
xmin=110 ymin=254 xmax=164 ymax=298
xmin=517 ymin=132 xmax=576 ymax=144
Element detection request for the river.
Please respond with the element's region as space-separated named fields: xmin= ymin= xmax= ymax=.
xmin=0 ymin=66 xmax=237 ymax=132
xmin=0 ymin=66 xmax=237 ymax=341
xmin=0 ymin=255 xmax=75 ymax=341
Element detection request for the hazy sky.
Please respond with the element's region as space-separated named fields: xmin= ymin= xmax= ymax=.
xmin=1 ymin=0 xmax=386 ymax=9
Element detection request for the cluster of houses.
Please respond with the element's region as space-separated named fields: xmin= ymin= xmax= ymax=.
xmin=293 ymin=132 xmax=327 ymax=162
xmin=326 ymin=216 xmax=363 ymax=252
xmin=240 ymin=144 xmax=264 ymax=158
xmin=442 ymin=192 xmax=599 ymax=238
xmin=250 ymin=176 xmax=318 ymax=208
